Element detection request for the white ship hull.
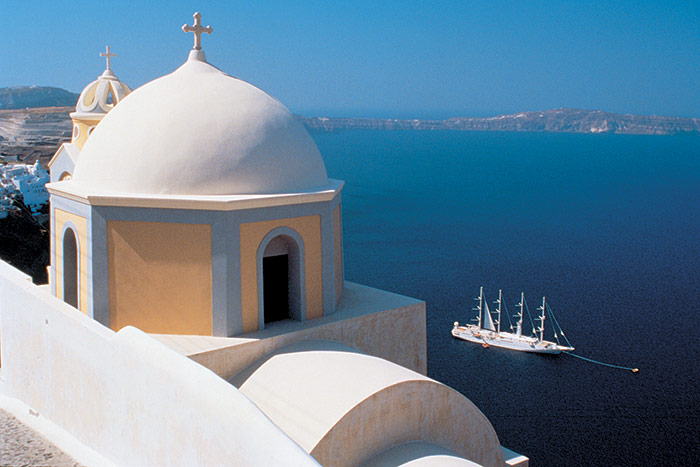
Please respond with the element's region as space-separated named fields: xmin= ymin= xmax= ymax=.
xmin=452 ymin=324 xmax=574 ymax=354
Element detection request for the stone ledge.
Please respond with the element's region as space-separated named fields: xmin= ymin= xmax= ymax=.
xmin=154 ymin=281 xmax=427 ymax=379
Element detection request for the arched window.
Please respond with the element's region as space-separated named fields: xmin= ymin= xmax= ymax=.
xmin=260 ymin=234 xmax=303 ymax=325
xmin=63 ymin=228 xmax=78 ymax=308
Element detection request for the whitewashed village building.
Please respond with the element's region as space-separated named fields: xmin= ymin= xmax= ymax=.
xmin=0 ymin=14 xmax=528 ymax=467
xmin=0 ymin=160 xmax=50 ymax=217
xmin=0 ymin=186 xmax=17 ymax=219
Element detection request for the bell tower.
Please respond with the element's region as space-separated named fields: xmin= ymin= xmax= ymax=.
xmin=70 ymin=46 xmax=131 ymax=150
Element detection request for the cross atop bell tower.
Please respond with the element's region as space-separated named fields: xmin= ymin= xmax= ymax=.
xmin=100 ymin=46 xmax=116 ymax=71
xmin=182 ymin=12 xmax=213 ymax=51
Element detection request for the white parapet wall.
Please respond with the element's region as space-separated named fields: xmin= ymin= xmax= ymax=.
xmin=0 ymin=260 xmax=317 ymax=466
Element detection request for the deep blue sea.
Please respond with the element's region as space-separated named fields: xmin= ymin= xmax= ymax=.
xmin=312 ymin=130 xmax=700 ymax=467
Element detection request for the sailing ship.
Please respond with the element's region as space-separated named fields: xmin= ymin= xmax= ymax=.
xmin=452 ymin=287 xmax=574 ymax=354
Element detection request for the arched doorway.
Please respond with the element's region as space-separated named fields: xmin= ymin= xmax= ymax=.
xmin=260 ymin=233 xmax=303 ymax=326
xmin=63 ymin=228 xmax=78 ymax=307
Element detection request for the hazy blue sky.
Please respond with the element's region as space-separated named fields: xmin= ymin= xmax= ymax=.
xmin=2 ymin=0 xmax=698 ymax=118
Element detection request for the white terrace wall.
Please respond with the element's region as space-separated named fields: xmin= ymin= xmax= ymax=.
xmin=0 ymin=260 xmax=317 ymax=466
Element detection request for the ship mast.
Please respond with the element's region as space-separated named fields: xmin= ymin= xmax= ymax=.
xmin=495 ymin=289 xmax=503 ymax=334
xmin=473 ymin=286 xmax=484 ymax=329
xmin=537 ymin=296 xmax=547 ymax=342
xmin=515 ymin=292 xmax=524 ymax=336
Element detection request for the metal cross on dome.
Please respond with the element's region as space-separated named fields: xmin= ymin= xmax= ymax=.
xmin=182 ymin=12 xmax=213 ymax=50
xmin=100 ymin=46 xmax=116 ymax=71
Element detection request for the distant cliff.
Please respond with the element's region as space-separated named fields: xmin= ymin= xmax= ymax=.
xmin=0 ymin=86 xmax=79 ymax=110
xmin=0 ymin=106 xmax=73 ymax=162
xmin=301 ymin=108 xmax=700 ymax=136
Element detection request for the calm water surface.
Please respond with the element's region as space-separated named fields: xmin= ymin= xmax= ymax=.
xmin=313 ymin=130 xmax=700 ymax=467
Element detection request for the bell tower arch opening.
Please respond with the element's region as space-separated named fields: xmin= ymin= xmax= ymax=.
xmin=258 ymin=230 xmax=305 ymax=328
xmin=62 ymin=228 xmax=79 ymax=308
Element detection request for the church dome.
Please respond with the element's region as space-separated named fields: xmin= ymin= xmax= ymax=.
xmin=71 ymin=54 xmax=329 ymax=196
xmin=72 ymin=69 xmax=131 ymax=119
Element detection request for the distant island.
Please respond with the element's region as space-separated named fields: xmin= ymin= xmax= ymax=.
xmin=1 ymin=86 xmax=698 ymax=163
xmin=0 ymin=86 xmax=79 ymax=110
xmin=301 ymin=108 xmax=700 ymax=136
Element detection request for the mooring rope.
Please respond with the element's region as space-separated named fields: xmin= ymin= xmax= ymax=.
xmin=563 ymin=351 xmax=639 ymax=373
xmin=546 ymin=303 xmax=573 ymax=348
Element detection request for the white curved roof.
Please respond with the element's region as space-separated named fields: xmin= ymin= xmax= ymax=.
xmin=71 ymin=53 xmax=329 ymax=196
xmin=231 ymin=340 xmax=430 ymax=452
xmin=71 ymin=69 xmax=131 ymax=119
xmin=230 ymin=340 xmax=504 ymax=466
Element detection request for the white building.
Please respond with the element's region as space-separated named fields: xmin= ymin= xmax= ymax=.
xmin=0 ymin=160 xmax=50 ymax=214
xmin=0 ymin=186 xmax=17 ymax=219
xmin=0 ymin=14 xmax=528 ymax=467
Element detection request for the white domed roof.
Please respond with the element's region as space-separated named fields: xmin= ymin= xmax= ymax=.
xmin=72 ymin=69 xmax=131 ymax=119
xmin=72 ymin=54 xmax=329 ymax=196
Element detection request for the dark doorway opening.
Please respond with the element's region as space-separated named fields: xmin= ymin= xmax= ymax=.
xmin=263 ymin=254 xmax=290 ymax=324
xmin=63 ymin=229 xmax=78 ymax=308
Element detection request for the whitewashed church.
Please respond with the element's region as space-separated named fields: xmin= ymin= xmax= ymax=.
xmin=0 ymin=13 xmax=527 ymax=467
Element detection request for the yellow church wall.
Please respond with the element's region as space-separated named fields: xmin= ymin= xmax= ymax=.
xmin=54 ymin=208 xmax=89 ymax=314
xmin=333 ymin=204 xmax=343 ymax=305
xmin=107 ymin=221 xmax=212 ymax=335
xmin=72 ymin=118 xmax=101 ymax=150
xmin=240 ymin=216 xmax=323 ymax=333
